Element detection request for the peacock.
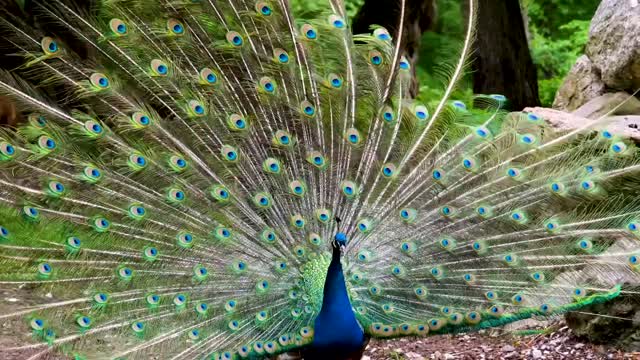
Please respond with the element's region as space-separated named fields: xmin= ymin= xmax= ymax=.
xmin=0 ymin=0 xmax=639 ymax=359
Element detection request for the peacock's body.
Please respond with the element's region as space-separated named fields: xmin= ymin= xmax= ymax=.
xmin=0 ymin=0 xmax=638 ymax=359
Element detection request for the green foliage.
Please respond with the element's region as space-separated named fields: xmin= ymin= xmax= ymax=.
xmin=526 ymin=0 xmax=600 ymax=106
xmin=290 ymin=0 xmax=364 ymax=19
xmin=289 ymin=0 xmax=599 ymax=108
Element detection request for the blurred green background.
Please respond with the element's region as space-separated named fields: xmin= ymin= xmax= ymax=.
xmin=290 ymin=0 xmax=601 ymax=107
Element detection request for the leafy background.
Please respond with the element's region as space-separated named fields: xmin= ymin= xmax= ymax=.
xmin=290 ymin=0 xmax=602 ymax=107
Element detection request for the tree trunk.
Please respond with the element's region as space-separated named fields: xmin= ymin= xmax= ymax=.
xmin=471 ymin=0 xmax=541 ymax=110
xmin=352 ymin=0 xmax=437 ymax=97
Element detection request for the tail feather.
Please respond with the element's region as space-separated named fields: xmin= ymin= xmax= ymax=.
xmin=0 ymin=0 xmax=639 ymax=359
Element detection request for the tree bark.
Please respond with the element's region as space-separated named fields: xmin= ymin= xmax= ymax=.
xmin=470 ymin=0 xmax=541 ymax=110
xmin=352 ymin=0 xmax=437 ymax=97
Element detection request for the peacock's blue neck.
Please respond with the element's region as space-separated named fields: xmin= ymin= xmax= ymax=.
xmin=310 ymin=242 xmax=366 ymax=356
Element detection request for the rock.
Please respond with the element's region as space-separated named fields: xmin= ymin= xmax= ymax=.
xmin=587 ymin=0 xmax=640 ymax=90
xmin=443 ymin=353 xmax=454 ymax=360
xmin=573 ymin=92 xmax=640 ymax=119
xmin=599 ymin=115 xmax=640 ymax=140
xmin=502 ymin=345 xmax=516 ymax=352
xmin=532 ymin=349 xmax=544 ymax=359
xmin=405 ymin=351 xmax=425 ymax=360
xmin=553 ymin=55 xmax=606 ymax=111
xmin=522 ymin=107 xmax=640 ymax=141
xmin=361 ymin=356 xmax=371 ymax=360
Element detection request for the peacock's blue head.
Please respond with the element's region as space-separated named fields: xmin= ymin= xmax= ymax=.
xmin=335 ymin=232 xmax=347 ymax=247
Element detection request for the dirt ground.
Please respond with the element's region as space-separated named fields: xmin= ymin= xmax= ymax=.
xmin=363 ymin=324 xmax=640 ymax=360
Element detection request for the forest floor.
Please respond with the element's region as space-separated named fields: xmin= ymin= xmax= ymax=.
xmin=362 ymin=322 xmax=639 ymax=360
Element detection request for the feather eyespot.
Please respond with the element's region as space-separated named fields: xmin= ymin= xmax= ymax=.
xmin=128 ymin=153 xmax=147 ymax=170
xmin=130 ymin=112 xmax=151 ymax=128
xmin=193 ymin=265 xmax=208 ymax=281
xmin=340 ymin=180 xmax=358 ymax=198
xmin=37 ymin=262 xmax=52 ymax=277
xmin=381 ymin=106 xmax=396 ymax=124
xmin=577 ymin=238 xmax=593 ymax=251
xmin=226 ymin=31 xmax=244 ymax=46
xmin=199 ymin=67 xmax=218 ymax=85
xmin=463 ymin=273 xmax=476 ymax=284
xmin=261 ymin=228 xmax=277 ymax=243
xmin=173 ymin=294 xmax=187 ymax=307
xmin=474 ymin=126 xmax=491 ymax=139
xmin=177 ymin=233 xmax=194 ymax=248
xmin=345 ymin=128 xmax=361 ymax=145
xmin=28 ymin=114 xmax=47 ymax=128
xmin=290 ymin=214 xmax=305 ymax=229
xmin=289 ymin=180 xmax=306 ymax=197
xmin=306 ymin=151 xmax=326 ymax=169
xmin=368 ymin=50 xmax=383 ymax=65
xmin=150 ymin=59 xmax=169 ymax=76
xmin=315 ymin=208 xmax=331 ymax=223
xmin=328 ymin=14 xmax=345 ymax=29
xmin=227 ymin=114 xmax=248 ymax=131
xmin=301 ymin=24 xmax=317 ymax=40
xmin=256 ymin=2 xmax=273 ymax=16
xmin=519 ymin=133 xmax=537 ymax=145
xmin=254 ymin=192 xmax=273 ymax=208
xmin=143 ymin=246 xmax=158 ymax=261
xmin=46 ymin=180 xmax=66 ymax=197
xmin=462 ymin=157 xmax=479 ymax=171
xmin=168 ymin=155 xmax=188 ymax=172
xmin=308 ymin=233 xmax=322 ymax=246
xmin=262 ymin=157 xmax=282 ymax=174
xmin=117 ymin=266 xmax=133 ymax=280
xmin=0 ymin=225 xmax=9 ymax=240
xmin=327 ymin=73 xmax=343 ymax=88
xmin=273 ymin=130 xmax=294 ymax=147
xmin=131 ymin=321 xmax=145 ymax=333
xmin=373 ymin=28 xmax=391 ymax=41
xmin=300 ymin=100 xmax=315 ymax=117
xmin=259 ymin=76 xmax=276 ymax=93
xmin=37 ymin=135 xmax=56 ymax=152
xmin=187 ymin=100 xmax=206 ymax=117
xmin=0 ymin=141 xmax=16 ymax=159
xmin=167 ymin=19 xmax=185 ymax=35
xmin=92 ymin=217 xmax=110 ymax=232
xmin=356 ymin=218 xmax=372 ymax=233
xmin=414 ymin=104 xmax=429 ymax=121
xmin=90 ymin=73 xmax=110 ymax=89
xmin=82 ymin=165 xmax=102 ymax=183
xmin=76 ymin=315 xmax=92 ymax=328
xmin=399 ymin=56 xmax=410 ymax=70
xmin=510 ymin=210 xmax=527 ymax=224
xmin=221 ymin=145 xmax=239 ymax=162
xmin=83 ymin=120 xmax=104 ymax=138
xmin=167 ymin=188 xmax=186 ymax=203
xmin=611 ymin=141 xmax=628 ymax=155
xmin=41 ymin=37 xmax=60 ymax=55
xmin=490 ymin=94 xmax=507 ymax=102
xmin=128 ymin=204 xmax=147 ymax=220
xmin=381 ymin=163 xmax=397 ymax=178
xmin=189 ymin=329 xmax=200 ymax=340
xmin=210 ymin=185 xmax=231 ymax=202
xmin=439 ymin=237 xmax=456 ymax=251
xmin=273 ymin=48 xmax=289 ymax=64
xmin=109 ymin=19 xmax=128 ymax=36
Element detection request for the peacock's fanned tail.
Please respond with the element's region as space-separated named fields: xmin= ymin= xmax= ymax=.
xmin=0 ymin=0 xmax=639 ymax=359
